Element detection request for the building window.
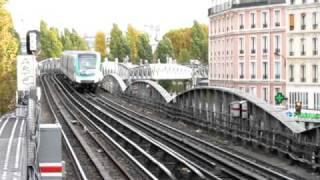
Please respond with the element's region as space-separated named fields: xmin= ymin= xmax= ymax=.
xmin=251 ymin=13 xmax=255 ymax=28
xmin=289 ymin=92 xmax=308 ymax=109
xmin=275 ymin=35 xmax=280 ymax=53
xmin=289 ymin=14 xmax=295 ymax=30
xmin=263 ymin=87 xmax=268 ymax=102
xmin=250 ymin=87 xmax=256 ymax=95
xmin=314 ymin=93 xmax=320 ymax=110
xmin=301 ymin=38 xmax=305 ymax=56
xmin=239 ymin=37 xmax=244 ymax=54
xmin=313 ymin=38 xmax=318 ymax=55
xmin=289 ymin=39 xmax=294 ymax=56
xmin=275 ymin=61 xmax=280 ymax=79
xmin=313 ymin=65 xmax=318 ymax=82
xmin=301 ymin=13 xmax=306 ymax=30
xmin=275 ymin=10 xmax=280 ymax=27
xmin=262 ymin=12 xmax=268 ymax=28
xmin=239 ymin=62 xmax=244 ymax=79
xmin=251 ymin=62 xmax=256 ymax=79
xmin=289 ymin=65 xmax=294 ymax=82
xmin=313 ymin=12 xmax=318 ymax=29
xmin=251 ymin=37 xmax=256 ymax=54
xmin=262 ymin=36 xmax=267 ymax=53
xmin=239 ymin=14 xmax=244 ymax=29
xmin=263 ymin=62 xmax=268 ymax=79
xmin=301 ymin=65 xmax=306 ymax=82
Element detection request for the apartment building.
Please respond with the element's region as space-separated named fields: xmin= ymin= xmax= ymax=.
xmin=286 ymin=0 xmax=320 ymax=110
xmin=208 ymin=0 xmax=287 ymax=104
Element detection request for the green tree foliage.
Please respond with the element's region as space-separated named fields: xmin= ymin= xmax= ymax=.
xmin=94 ymin=32 xmax=107 ymax=60
xmin=109 ymin=24 xmax=129 ymax=62
xmin=126 ymin=25 xmax=140 ymax=64
xmin=190 ymin=21 xmax=208 ymax=64
xmin=0 ymin=0 xmax=19 ymax=113
xmin=155 ymin=37 xmax=174 ymax=63
xmin=164 ymin=28 xmax=192 ymax=63
xmin=40 ymin=20 xmax=63 ymax=58
xmin=61 ymin=28 xmax=88 ymax=51
xmin=137 ymin=33 xmax=152 ymax=62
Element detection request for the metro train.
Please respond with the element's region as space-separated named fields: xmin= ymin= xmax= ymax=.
xmin=59 ymin=51 xmax=102 ymax=91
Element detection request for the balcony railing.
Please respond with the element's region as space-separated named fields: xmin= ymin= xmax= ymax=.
xmin=263 ymin=23 xmax=267 ymax=28
xmin=240 ymin=74 xmax=244 ymax=79
xmin=301 ymin=24 xmax=306 ymax=30
xmin=313 ymin=78 xmax=318 ymax=83
xmin=313 ymin=50 xmax=318 ymax=55
xmin=240 ymin=50 xmax=244 ymax=54
xmin=313 ymin=24 xmax=318 ymax=29
xmin=275 ymin=22 xmax=280 ymax=27
xmin=290 ymin=26 xmax=294 ymax=30
xmin=290 ymin=77 xmax=294 ymax=82
xmin=290 ymin=52 xmax=294 ymax=56
xmin=301 ymin=51 xmax=305 ymax=56
xmin=263 ymin=49 xmax=268 ymax=53
xmin=275 ymin=49 xmax=280 ymax=54
xmin=251 ymin=74 xmax=256 ymax=79
xmin=240 ymin=25 xmax=244 ymax=29
xmin=251 ymin=49 xmax=256 ymax=54
xmin=251 ymin=24 xmax=255 ymax=29
xmin=263 ymin=74 xmax=268 ymax=79
xmin=275 ymin=74 xmax=280 ymax=79
xmin=301 ymin=77 xmax=306 ymax=82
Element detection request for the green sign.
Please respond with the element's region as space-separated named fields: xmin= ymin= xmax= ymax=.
xmin=275 ymin=92 xmax=285 ymax=104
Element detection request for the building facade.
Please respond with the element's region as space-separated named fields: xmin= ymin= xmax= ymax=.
xmin=208 ymin=0 xmax=287 ymax=104
xmin=286 ymin=0 xmax=320 ymax=110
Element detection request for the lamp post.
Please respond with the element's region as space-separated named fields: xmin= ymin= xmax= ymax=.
xmin=274 ymin=52 xmax=287 ymax=109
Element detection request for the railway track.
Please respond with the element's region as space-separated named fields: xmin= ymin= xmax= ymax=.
xmin=41 ymin=74 xmax=133 ymax=180
xmin=53 ymin=74 xmax=208 ymax=180
xmin=87 ymin=92 xmax=298 ymax=180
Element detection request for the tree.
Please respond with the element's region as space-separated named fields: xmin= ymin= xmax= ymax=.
xmin=0 ymin=0 xmax=19 ymax=113
xmin=155 ymin=37 xmax=174 ymax=63
xmin=126 ymin=25 xmax=140 ymax=64
xmin=94 ymin=32 xmax=107 ymax=60
xmin=61 ymin=28 xmax=88 ymax=51
xmin=164 ymin=28 xmax=192 ymax=63
xmin=40 ymin=20 xmax=63 ymax=58
xmin=109 ymin=24 xmax=129 ymax=62
xmin=190 ymin=21 xmax=208 ymax=64
xmin=137 ymin=33 xmax=152 ymax=62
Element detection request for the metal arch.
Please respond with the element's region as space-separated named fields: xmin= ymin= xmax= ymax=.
xmin=170 ymin=86 xmax=307 ymax=134
xmin=125 ymin=80 xmax=172 ymax=103
xmin=101 ymin=74 xmax=127 ymax=93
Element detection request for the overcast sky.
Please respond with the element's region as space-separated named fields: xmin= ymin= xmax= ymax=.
xmin=6 ymin=0 xmax=211 ymax=37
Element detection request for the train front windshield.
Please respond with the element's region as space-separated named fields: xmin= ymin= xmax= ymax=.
xmin=79 ymin=54 xmax=97 ymax=71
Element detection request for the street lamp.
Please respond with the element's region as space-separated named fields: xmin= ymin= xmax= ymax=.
xmin=274 ymin=51 xmax=287 ymax=109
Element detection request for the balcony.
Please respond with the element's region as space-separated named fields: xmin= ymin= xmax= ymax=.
xmin=301 ymin=77 xmax=306 ymax=82
xmin=240 ymin=74 xmax=244 ymax=79
xmin=313 ymin=78 xmax=318 ymax=83
xmin=275 ymin=22 xmax=280 ymax=27
xmin=240 ymin=25 xmax=244 ymax=29
xmin=251 ymin=74 xmax=256 ymax=79
xmin=301 ymin=24 xmax=306 ymax=30
xmin=313 ymin=24 xmax=318 ymax=29
xmin=240 ymin=50 xmax=244 ymax=54
xmin=290 ymin=77 xmax=294 ymax=82
xmin=290 ymin=26 xmax=294 ymax=31
xmin=275 ymin=74 xmax=280 ymax=79
xmin=251 ymin=24 xmax=256 ymax=29
xmin=301 ymin=51 xmax=305 ymax=56
xmin=251 ymin=49 xmax=256 ymax=54
xmin=313 ymin=50 xmax=318 ymax=55
xmin=263 ymin=23 xmax=267 ymax=28
xmin=290 ymin=52 xmax=294 ymax=56
xmin=263 ymin=49 xmax=268 ymax=53
xmin=263 ymin=74 xmax=268 ymax=79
